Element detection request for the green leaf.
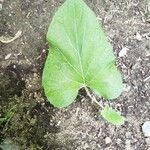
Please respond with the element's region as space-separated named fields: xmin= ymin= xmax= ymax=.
xmin=101 ymin=106 xmax=125 ymax=126
xmin=42 ymin=0 xmax=123 ymax=108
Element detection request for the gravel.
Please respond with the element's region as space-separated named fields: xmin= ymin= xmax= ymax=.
xmin=142 ymin=121 xmax=150 ymax=137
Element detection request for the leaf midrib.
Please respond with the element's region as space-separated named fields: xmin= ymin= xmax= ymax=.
xmin=73 ymin=1 xmax=85 ymax=84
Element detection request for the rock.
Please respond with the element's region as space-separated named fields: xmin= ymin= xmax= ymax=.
xmin=144 ymin=76 xmax=150 ymax=82
xmin=145 ymin=138 xmax=150 ymax=147
xmin=117 ymin=138 xmax=122 ymax=144
xmin=135 ymin=32 xmax=142 ymax=41
xmin=5 ymin=53 xmax=12 ymax=60
xmin=125 ymin=139 xmax=131 ymax=150
xmin=123 ymin=84 xmax=131 ymax=92
xmin=0 ymin=4 xmax=2 ymax=11
xmin=126 ymin=132 xmax=132 ymax=139
xmin=105 ymin=137 xmax=112 ymax=144
xmin=119 ymin=47 xmax=129 ymax=57
xmin=142 ymin=121 xmax=150 ymax=137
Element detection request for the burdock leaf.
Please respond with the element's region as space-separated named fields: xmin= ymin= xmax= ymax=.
xmin=42 ymin=0 xmax=123 ymax=108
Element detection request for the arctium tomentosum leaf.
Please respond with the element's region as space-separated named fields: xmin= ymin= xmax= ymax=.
xmin=42 ymin=0 xmax=123 ymax=108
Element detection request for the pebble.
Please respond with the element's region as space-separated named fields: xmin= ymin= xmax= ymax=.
xmin=117 ymin=138 xmax=122 ymax=144
xmin=135 ymin=32 xmax=142 ymax=41
xmin=144 ymin=76 xmax=150 ymax=82
xmin=126 ymin=132 xmax=132 ymax=139
xmin=105 ymin=137 xmax=112 ymax=144
xmin=123 ymin=84 xmax=131 ymax=92
xmin=145 ymin=138 xmax=150 ymax=147
xmin=125 ymin=139 xmax=131 ymax=150
xmin=119 ymin=47 xmax=129 ymax=57
xmin=5 ymin=53 xmax=12 ymax=60
xmin=0 ymin=4 xmax=2 ymax=11
xmin=142 ymin=121 xmax=150 ymax=137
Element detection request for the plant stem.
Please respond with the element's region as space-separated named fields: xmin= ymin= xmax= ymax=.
xmin=84 ymin=87 xmax=103 ymax=108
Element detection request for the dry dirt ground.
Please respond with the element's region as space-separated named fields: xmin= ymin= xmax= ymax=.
xmin=0 ymin=0 xmax=150 ymax=149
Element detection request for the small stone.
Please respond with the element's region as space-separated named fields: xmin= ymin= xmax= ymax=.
xmin=136 ymin=32 xmax=142 ymax=41
xmin=57 ymin=121 xmax=61 ymax=126
xmin=33 ymin=73 xmax=38 ymax=77
xmin=83 ymin=143 xmax=89 ymax=149
xmin=97 ymin=17 xmax=102 ymax=21
xmin=0 ymin=4 xmax=2 ymax=11
xmin=142 ymin=121 xmax=150 ymax=137
xmin=123 ymin=84 xmax=131 ymax=92
xmin=105 ymin=137 xmax=112 ymax=144
xmin=145 ymin=138 xmax=150 ymax=147
xmin=125 ymin=139 xmax=131 ymax=150
xmin=5 ymin=53 xmax=12 ymax=60
xmin=126 ymin=132 xmax=132 ymax=139
xmin=30 ymin=118 xmax=36 ymax=125
xmin=144 ymin=76 xmax=150 ymax=82
xmin=117 ymin=138 xmax=122 ymax=144
xmin=119 ymin=47 xmax=129 ymax=57
xmin=13 ymin=65 xmax=16 ymax=69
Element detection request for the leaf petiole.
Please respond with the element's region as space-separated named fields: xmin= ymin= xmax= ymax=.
xmin=84 ymin=87 xmax=103 ymax=108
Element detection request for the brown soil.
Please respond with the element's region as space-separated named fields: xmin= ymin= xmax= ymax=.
xmin=0 ymin=0 xmax=150 ymax=149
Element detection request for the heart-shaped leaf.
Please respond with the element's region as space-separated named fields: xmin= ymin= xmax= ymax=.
xmin=101 ymin=106 xmax=125 ymax=126
xmin=42 ymin=0 xmax=123 ymax=108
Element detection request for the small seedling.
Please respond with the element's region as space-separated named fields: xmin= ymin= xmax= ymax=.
xmin=0 ymin=105 xmax=16 ymax=125
xmin=42 ymin=0 xmax=125 ymax=125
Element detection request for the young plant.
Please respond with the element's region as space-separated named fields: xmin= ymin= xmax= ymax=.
xmin=0 ymin=105 xmax=16 ymax=125
xmin=42 ymin=0 xmax=124 ymax=125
